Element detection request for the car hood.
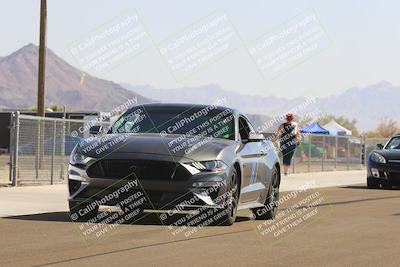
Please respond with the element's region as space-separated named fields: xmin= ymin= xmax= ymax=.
xmin=372 ymin=149 xmax=400 ymax=160
xmin=77 ymin=133 xmax=235 ymax=162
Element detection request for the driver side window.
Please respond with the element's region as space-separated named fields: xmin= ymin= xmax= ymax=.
xmin=239 ymin=117 xmax=252 ymax=141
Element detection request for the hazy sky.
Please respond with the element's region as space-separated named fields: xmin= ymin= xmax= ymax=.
xmin=1 ymin=0 xmax=399 ymax=98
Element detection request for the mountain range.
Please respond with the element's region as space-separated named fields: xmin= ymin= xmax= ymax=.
xmin=0 ymin=44 xmax=398 ymax=131
xmin=125 ymin=81 xmax=398 ymax=132
xmin=0 ymin=44 xmax=150 ymax=111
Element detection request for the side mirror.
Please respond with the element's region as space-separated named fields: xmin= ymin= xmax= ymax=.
xmin=89 ymin=125 xmax=102 ymax=135
xmin=376 ymin=144 xmax=383 ymax=150
xmin=248 ymin=132 xmax=265 ymax=142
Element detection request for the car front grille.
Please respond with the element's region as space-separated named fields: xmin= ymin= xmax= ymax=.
xmin=87 ymin=159 xmax=190 ymax=180
xmin=387 ymin=172 xmax=400 ymax=184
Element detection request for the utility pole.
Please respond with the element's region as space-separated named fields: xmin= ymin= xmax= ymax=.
xmin=37 ymin=0 xmax=47 ymax=116
xmin=37 ymin=0 xmax=47 ymax=170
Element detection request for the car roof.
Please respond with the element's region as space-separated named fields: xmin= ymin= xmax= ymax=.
xmin=124 ymin=103 xmax=256 ymax=128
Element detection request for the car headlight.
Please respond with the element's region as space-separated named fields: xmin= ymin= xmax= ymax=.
xmin=370 ymin=152 xmax=386 ymax=164
xmin=190 ymin=160 xmax=227 ymax=172
xmin=69 ymin=147 xmax=92 ymax=166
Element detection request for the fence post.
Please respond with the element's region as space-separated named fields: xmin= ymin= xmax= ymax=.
xmin=50 ymin=120 xmax=57 ymax=185
xmin=60 ymin=120 xmax=66 ymax=180
xmin=322 ymin=135 xmax=325 ymax=172
xmin=334 ymin=136 xmax=338 ymax=170
xmin=362 ymin=135 xmax=366 ymax=166
xmin=12 ymin=112 xmax=20 ymax=187
xmin=35 ymin=119 xmax=40 ymax=179
xmin=8 ymin=113 xmax=15 ymax=183
xmin=347 ymin=137 xmax=350 ymax=170
xmin=308 ymin=135 xmax=311 ymax=172
xmin=361 ymin=136 xmax=363 ymax=166
xmin=292 ymin=153 xmax=295 ymax=174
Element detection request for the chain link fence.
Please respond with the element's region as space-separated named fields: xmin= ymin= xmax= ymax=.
xmin=9 ymin=112 xmax=109 ymax=186
xmin=289 ymin=134 xmax=363 ymax=173
xmin=0 ymin=150 xmax=10 ymax=184
xmin=6 ymin=111 xmax=389 ymax=185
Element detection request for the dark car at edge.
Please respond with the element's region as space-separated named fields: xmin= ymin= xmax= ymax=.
xmin=367 ymin=135 xmax=400 ymax=189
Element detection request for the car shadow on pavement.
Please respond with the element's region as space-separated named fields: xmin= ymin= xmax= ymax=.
xmin=4 ymin=211 xmax=252 ymax=226
xmin=340 ymin=185 xmax=400 ymax=190
xmin=5 ymin=212 xmax=70 ymax=222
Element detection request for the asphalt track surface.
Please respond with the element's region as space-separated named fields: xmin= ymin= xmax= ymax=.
xmin=1 ymin=184 xmax=400 ymax=267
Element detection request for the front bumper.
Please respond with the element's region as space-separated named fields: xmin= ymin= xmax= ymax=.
xmin=367 ymin=160 xmax=400 ymax=185
xmin=68 ymin=160 xmax=230 ymax=211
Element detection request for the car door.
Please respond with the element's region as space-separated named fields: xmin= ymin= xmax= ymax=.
xmin=236 ymin=116 xmax=266 ymax=203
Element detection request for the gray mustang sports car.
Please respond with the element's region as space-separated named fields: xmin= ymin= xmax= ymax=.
xmin=68 ymin=103 xmax=281 ymax=226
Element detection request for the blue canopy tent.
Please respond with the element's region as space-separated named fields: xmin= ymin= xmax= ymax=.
xmin=301 ymin=123 xmax=329 ymax=135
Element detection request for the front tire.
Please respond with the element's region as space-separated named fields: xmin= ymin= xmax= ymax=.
xmin=252 ymin=167 xmax=280 ymax=220
xmin=217 ymin=168 xmax=239 ymax=226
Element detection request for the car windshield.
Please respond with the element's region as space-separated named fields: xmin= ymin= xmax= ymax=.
xmin=110 ymin=106 xmax=235 ymax=140
xmin=385 ymin=137 xmax=400 ymax=149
